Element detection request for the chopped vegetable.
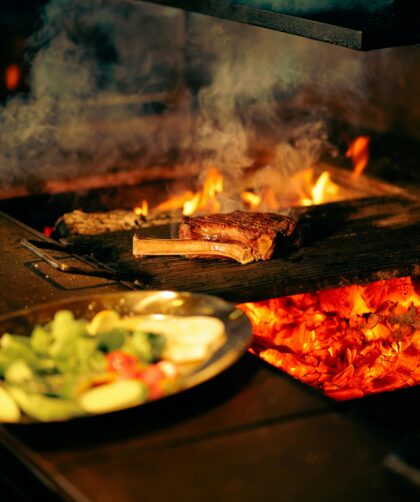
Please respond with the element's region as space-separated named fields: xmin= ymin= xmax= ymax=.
xmin=0 ymin=385 xmax=21 ymax=422
xmin=106 ymin=350 xmax=140 ymax=378
xmin=79 ymin=380 xmax=148 ymax=414
xmin=8 ymin=387 xmax=84 ymax=422
xmin=0 ymin=309 xmax=226 ymax=422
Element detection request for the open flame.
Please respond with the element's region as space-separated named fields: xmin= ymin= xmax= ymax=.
xmin=134 ymin=200 xmax=148 ymax=217
xmin=183 ymin=166 xmax=224 ymax=215
xmin=292 ymin=168 xmax=340 ymax=206
xmin=239 ymin=277 xmax=420 ymax=400
xmin=346 ymin=135 xmax=370 ymax=178
xmin=241 ymin=187 xmax=279 ymax=211
xmin=132 ymin=136 xmax=369 ymax=217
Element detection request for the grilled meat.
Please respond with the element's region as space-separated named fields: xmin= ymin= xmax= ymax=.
xmin=179 ymin=211 xmax=296 ymax=261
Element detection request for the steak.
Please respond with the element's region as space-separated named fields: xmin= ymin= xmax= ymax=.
xmin=179 ymin=211 xmax=297 ymax=261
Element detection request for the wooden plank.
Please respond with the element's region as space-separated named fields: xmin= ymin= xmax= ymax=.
xmin=65 ymin=195 xmax=420 ymax=302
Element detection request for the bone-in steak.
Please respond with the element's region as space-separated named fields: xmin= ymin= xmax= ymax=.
xmin=179 ymin=211 xmax=297 ymax=261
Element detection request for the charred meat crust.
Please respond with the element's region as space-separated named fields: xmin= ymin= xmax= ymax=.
xmin=179 ymin=211 xmax=296 ymax=261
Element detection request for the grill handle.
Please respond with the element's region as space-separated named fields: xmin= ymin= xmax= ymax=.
xmin=20 ymin=239 xmax=144 ymax=288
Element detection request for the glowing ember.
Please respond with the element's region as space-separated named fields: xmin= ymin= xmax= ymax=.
xmin=5 ymin=64 xmax=21 ymax=91
xmin=346 ymin=135 xmax=370 ymax=178
xmin=134 ymin=200 xmax=148 ymax=217
xmin=239 ymin=277 xmax=420 ymax=400
xmin=43 ymin=226 xmax=53 ymax=238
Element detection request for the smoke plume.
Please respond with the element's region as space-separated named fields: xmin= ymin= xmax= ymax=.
xmin=0 ymin=0 xmax=418 ymax=194
xmin=0 ymin=0 xmax=186 ymax=189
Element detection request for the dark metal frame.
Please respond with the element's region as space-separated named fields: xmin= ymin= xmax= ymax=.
xmin=138 ymin=0 xmax=420 ymax=50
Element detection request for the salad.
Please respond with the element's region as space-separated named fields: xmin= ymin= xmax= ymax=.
xmin=0 ymin=309 xmax=226 ymax=422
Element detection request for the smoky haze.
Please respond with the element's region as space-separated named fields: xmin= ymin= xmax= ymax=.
xmin=0 ymin=0 xmax=418 ymax=193
xmin=0 ymin=0 xmax=187 ymax=190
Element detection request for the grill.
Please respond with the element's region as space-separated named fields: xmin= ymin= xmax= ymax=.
xmin=0 ymin=1 xmax=420 ymax=500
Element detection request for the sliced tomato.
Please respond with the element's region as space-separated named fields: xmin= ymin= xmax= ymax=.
xmin=106 ymin=350 xmax=140 ymax=378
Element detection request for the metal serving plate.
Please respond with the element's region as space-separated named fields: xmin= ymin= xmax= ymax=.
xmin=0 ymin=291 xmax=252 ymax=424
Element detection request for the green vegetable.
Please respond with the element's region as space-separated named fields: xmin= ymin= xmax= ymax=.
xmin=0 ymin=309 xmax=193 ymax=422
xmin=4 ymin=361 xmax=49 ymax=394
xmin=7 ymin=387 xmax=84 ymax=422
xmin=121 ymin=331 xmax=165 ymax=363
xmin=97 ymin=328 xmax=126 ymax=352
xmin=0 ymin=334 xmax=37 ymax=376
xmin=0 ymin=385 xmax=21 ymax=422
xmin=49 ymin=310 xmax=88 ymax=358
xmin=30 ymin=325 xmax=52 ymax=355
xmin=78 ymin=380 xmax=148 ymax=414
xmin=5 ymin=360 xmax=34 ymax=383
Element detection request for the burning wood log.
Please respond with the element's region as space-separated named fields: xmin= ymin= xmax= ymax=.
xmin=53 ymin=209 xmax=175 ymax=238
xmin=133 ymin=237 xmax=254 ymax=265
xmin=53 ymin=210 xmax=145 ymax=238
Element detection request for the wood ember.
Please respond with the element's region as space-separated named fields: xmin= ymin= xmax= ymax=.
xmin=53 ymin=209 xmax=175 ymax=238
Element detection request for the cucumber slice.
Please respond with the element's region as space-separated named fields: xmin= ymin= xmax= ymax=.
xmin=0 ymin=385 xmax=21 ymax=422
xmin=8 ymin=387 xmax=84 ymax=422
xmin=79 ymin=380 xmax=148 ymax=414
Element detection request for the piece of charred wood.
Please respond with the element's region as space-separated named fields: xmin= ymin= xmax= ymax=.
xmin=133 ymin=237 xmax=254 ymax=265
xmin=53 ymin=210 xmax=176 ymax=238
xmin=53 ymin=210 xmax=145 ymax=238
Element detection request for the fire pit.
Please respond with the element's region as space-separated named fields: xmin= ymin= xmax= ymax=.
xmin=240 ymin=276 xmax=420 ymax=400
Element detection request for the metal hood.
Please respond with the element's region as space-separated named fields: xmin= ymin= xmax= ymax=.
xmin=138 ymin=0 xmax=420 ymax=50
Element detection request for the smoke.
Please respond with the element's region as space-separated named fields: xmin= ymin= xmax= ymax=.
xmin=0 ymin=0 xmax=186 ymax=189
xmin=188 ymin=15 xmax=370 ymax=184
xmin=0 ymin=0 xmax=417 ymax=194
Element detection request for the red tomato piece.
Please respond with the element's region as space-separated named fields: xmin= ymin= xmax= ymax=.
xmin=137 ymin=365 xmax=166 ymax=400
xmin=106 ymin=350 xmax=139 ymax=378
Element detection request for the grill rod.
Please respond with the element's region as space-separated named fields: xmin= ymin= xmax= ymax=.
xmin=20 ymin=239 xmax=145 ymax=289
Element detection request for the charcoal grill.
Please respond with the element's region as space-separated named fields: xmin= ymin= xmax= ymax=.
xmin=0 ymin=1 xmax=420 ymax=500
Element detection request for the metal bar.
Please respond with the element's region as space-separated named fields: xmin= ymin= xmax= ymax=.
xmin=20 ymin=239 xmax=144 ymax=288
xmin=137 ymin=0 xmax=420 ymax=50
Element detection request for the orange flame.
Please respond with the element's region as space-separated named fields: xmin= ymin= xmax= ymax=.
xmin=346 ymin=135 xmax=370 ymax=178
xmin=155 ymin=191 xmax=195 ymax=213
xmin=293 ymin=168 xmax=339 ymax=206
xmin=239 ymin=277 xmax=420 ymax=401
xmin=134 ymin=200 xmax=148 ymax=217
xmin=5 ymin=64 xmax=21 ymax=91
xmin=240 ymin=187 xmax=279 ymax=211
xmin=183 ymin=167 xmax=223 ymax=216
xmin=241 ymin=190 xmax=261 ymax=209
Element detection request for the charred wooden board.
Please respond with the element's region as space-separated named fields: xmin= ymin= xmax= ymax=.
xmin=62 ymin=196 xmax=420 ymax=303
